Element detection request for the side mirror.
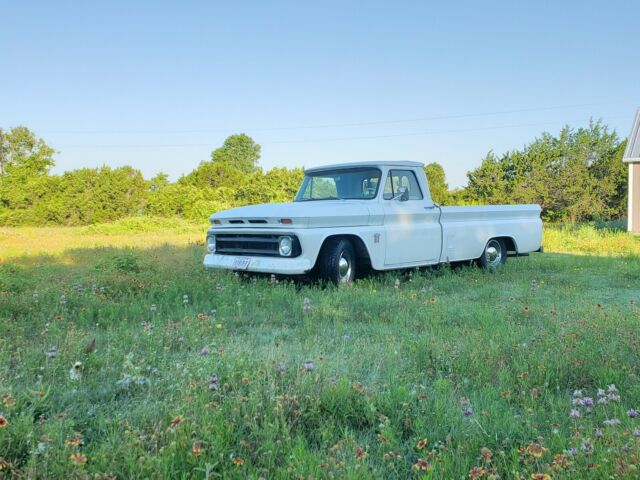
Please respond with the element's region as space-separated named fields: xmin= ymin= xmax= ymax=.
xmin=393 ymin=186 xmax=409 ymax=201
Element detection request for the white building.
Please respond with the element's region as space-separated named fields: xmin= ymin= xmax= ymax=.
xmin=624 ymin=108 xmax=640 ymax=233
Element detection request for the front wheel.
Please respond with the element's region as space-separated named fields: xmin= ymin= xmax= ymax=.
xmin=317 ymin=238 xmax=356 ymax=284
xmin=478 ymin=238 xmax=507 ymax=269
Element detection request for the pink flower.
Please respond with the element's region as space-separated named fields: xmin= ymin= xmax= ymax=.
xmin=570 ymin=409 xmax=580 ymax=419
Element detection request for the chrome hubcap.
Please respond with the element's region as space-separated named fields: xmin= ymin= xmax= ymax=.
xmin=338 ymin=254 xmax=352 ymax=282
xmin=485 ymin=241 xmax=502 ymax=267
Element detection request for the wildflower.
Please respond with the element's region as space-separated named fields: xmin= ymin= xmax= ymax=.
xmin=553 ymin=454 xmax=569 ymax=468
xmin=430 ymin=296 xmax=437 ymax=303
xmin=607 ymin=384 xmax=618 ymax=393
xmin=183 ymin=294 xmax=189 ymax=305
xmin=60 ymin=294 xmax=67 ymax=306
xmin=394 ymin=279 xmax=400 ymax=289
xmin=302 ymin=297 xmax=311 ymax=313
xmin=209 ymin=374 xmax=219 ymax=391
xmin=270 ymin=274 xmax=276 ymax=284
xmin=413 ymin=459 xmax=431 ymax=471
xmin=522 ymin=306 xmax=530 ymax=313
xmin=531 ymin=475 xmax=551 ymax=480
xmin=572 ymin=389 xmax=583 ymax=398
xmin=603 ymin=418 xmax=621 ymax=426
xmin=65 ymin=436 xmax=82 ymax=447
xmin=566 ymin=447 xmax=578 ymax=457
xmin=627 ymin=408 xmax=638 ymax=418
xmin=70 ymin=453 xmax=87 ymax=465
xmin=581 ymin=397 xmax=594 ymax=407
xmin=178 ymin=336 xmax=185 ymax=343
xmin=608 ymin=393 xmax=621 ymax=402
xmin=597 ymin=396 xmax=609 ymax=405
xmin=200 ymin=346 xmax=209 ymax=356
xmin=150 ymin=304 xmax=157 ymax=313
xmin=232 ymin=456 xmax=245 ymax=466
xmin=597 ymin=388 xmax=606 ymax=397
xmin=342 ymin=334 xmax=350 ymax=341
xmin=581 ymin=438 xmax=593 ymax=454
xmin=416 ymin=438 xmax=428 ymax=450
xmin=169 ymin=416 xmax=183 ymax=429
xmin=241 ymin=377 xmax=249 ymax=385
xmin=33 ymin=291 xmax=39 ymax=303
xmin=481 ymin=447 xmax=493 ymax=463
xmin=633 ymin=428 xmax=640 ymax=437
xmin=570 ymin=409 xmax=581 ymax=419
xmin=2 ymin=394 xmax=15 ymax=408
xmin=0 ymin=416 xmax=8 ymax=428
xmin=192 ymin=441 xmax=202 ymax=456
xmin=468 ymin=466 xmax=484 ymax=479
xmin=355 ymin=446 xmax=367 ymax=460
xmin=462 ymin=406 xmax=474 ymax=417
xmin=594 ymin=428 xmax=604 ymax=439
xmin=303 ymin=361 xmax=315 ymax=371
xmin=527 ymin=443 xmax=546 ymax=458
xmin=278 ymin=363 xmax=287 ymax=373
xmin=69 ymin=362 xmax=82 ymax=381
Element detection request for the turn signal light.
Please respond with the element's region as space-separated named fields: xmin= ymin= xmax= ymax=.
xmin=279 ymin=218 xmax=293 ymax=224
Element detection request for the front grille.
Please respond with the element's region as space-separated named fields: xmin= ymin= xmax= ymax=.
xmin=215 ymin=234 xmax=300 ymax=257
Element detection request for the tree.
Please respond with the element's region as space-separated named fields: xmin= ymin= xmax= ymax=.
xmin=464 ymin=121 xmax=627 ymax=222
xmin=423 ymin=162 xmax=449 ymax=204
xmin=180 ymin=161 xmax=247 ymax=190
xmin=210 ymin=133 xmax=261 ymax=174
xmin=0 ymin=126 xmax=55 ymax=175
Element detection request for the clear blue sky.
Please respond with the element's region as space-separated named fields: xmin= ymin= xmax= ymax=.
xmin=1 ymin=0 xmax=638 ymax=187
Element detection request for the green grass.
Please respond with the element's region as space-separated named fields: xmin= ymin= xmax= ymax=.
xmin=1 ymin=220 xmax=640 ymax=479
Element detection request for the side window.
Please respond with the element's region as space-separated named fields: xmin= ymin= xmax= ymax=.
xmin=383 ymin=170 xmax=423 ymax=200
xmin=383 ymin=173 xmax=394 ymax=199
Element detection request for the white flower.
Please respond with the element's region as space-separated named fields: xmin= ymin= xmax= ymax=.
xmin=69 ymin=361 xmax=82 ymax=381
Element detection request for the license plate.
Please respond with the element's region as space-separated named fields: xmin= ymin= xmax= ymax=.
xmin=232 ymin=257 xmax=251 ymax=270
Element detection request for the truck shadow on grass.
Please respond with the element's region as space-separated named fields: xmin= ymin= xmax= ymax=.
xmin=2 ymin=244 xmax=639 ymax=300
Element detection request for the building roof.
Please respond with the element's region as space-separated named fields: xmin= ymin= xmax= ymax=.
xmin=623 ymin=107 xmax=640 ymax=163
xmin=304 ymin=160 xmax=424 ymax=172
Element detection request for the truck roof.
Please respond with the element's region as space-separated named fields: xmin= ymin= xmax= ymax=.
xmin=304 ymin=160 xmax=424 ymax=173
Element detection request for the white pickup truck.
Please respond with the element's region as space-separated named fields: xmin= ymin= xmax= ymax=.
xmin=203 ymin=161 xmax=542 ymax=283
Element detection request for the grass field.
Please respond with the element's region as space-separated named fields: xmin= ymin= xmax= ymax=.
xmin=1 ymin=219 xmax=640 ymax=479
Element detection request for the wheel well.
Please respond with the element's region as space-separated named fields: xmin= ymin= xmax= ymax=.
xmin=496 ymin=236 xmax=517 ymax=254
xmin=316 ymin=235 xmax=372 ymax=267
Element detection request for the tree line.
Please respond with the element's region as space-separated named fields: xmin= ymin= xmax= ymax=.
xmin=0 ymin=121 xmax=628 ymax=226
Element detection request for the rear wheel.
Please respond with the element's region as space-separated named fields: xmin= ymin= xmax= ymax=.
xmin=479 ymin=238 xmax=507 ymax=269
xmin=317 ymin=238 xmax=356 ymax=284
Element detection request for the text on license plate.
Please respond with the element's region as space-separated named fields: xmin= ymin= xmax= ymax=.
xmin=232 ymin=257 xmax=251 ymax=270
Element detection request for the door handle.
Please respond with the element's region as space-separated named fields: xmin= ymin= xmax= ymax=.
xmin=424 ymin=205 xmax=436 ymax=210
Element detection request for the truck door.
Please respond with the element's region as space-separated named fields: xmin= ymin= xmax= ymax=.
xmin=382 ymin=169 xmax=441 ymax=265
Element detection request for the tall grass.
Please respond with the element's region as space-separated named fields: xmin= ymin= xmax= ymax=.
xmin=1 ymin=219 xmax=639 ymax=478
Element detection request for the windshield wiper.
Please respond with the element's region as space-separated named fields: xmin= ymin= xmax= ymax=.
xmin=298 ymin=196 xmax=340 ymax=201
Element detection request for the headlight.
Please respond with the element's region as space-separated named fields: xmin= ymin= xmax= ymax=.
xmin=207 ymin=235 xmax=216 ymax=253
xmin=279 ymin=236 xmax=293 ymax=256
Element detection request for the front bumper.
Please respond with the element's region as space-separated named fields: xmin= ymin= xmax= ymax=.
xmin=203 ymin=253 xmax=313 ymax=275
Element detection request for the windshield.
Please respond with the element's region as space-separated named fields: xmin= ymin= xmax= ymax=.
xmin=295 ymin=167 xmax=381 ymax=201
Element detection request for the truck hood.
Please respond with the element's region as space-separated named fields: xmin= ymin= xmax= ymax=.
xmin=210 ymin=201 xmax=372 ymax=228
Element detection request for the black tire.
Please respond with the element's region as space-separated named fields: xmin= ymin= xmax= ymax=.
xmin=478 ymin=238 xmax=507 ymax=269
xmin=317 ymin=238 xmax=356 ymax=284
